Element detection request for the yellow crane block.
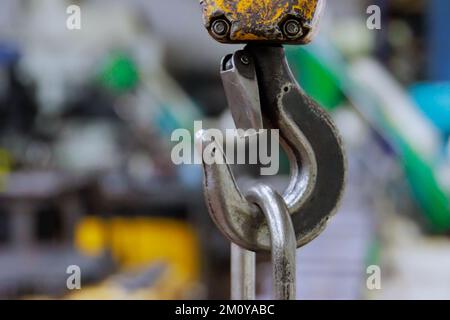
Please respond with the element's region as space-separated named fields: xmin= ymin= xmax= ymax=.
xmin=200 ymin=0 xmax=324 ymax=43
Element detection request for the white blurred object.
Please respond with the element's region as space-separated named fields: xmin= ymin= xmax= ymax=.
xmin=55 ymin=121 xmax=119 ymax=172
xmin=330 ymin=18 xmax=375 ymax=57
xmin=18 ymin=0 xmax=162 ymax=114
xmin=377 ymin=214 xmax=450 ymax=300
xmin=0 ymin=0 xmax=21 ymax=41
xmin=135 ymin=0 xmax=240 ymax=73
xmin=333 ymin=107 xmax=370 ymax=149
xmin=350 ymin=58 xmax=441 ymax=161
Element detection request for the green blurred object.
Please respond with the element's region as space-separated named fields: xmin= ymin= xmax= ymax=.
xmin=286 ymin=42 xmax=450 ymax=232
xmin=399 ymin=140 xmax=450 ymax=232
xmin=286 ymin=46 xmax=344 ymax=111
xmin=98 ymin=52 xmax=139 ymax=93
xmin=281 ymin=45 xmax=344 ymax=173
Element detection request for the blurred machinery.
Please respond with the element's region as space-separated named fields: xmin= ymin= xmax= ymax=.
xmin=0 ymin=0 xmax=213 ymax=299
xmin=0 ymin=0 xmax=448 ymax=300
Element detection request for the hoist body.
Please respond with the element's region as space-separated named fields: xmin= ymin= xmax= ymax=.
xmin=200 ymin=0 xmax=325 ymax=44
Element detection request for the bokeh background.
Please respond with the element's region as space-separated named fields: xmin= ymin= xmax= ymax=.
xmin=0 ymin=0 xmax=449 ymax=299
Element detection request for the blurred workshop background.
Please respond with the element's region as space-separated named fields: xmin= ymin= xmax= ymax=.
xmin=0 ymin=0 xmax=449 ymax=300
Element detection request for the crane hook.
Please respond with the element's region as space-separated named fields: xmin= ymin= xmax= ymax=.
xmin=198 ymin=45 xmax=346 ymax=251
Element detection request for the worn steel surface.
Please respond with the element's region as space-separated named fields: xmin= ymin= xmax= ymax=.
xmin=246 ymin=184 xmax=297 ymax=300
xmin=200 ymin=0 xmax=324 ymax=43
xmin=230 ymin=184 xmax=297 ymax=300
xmin=231 ymin=243 xmax=255 ymax=300
xmin=198 ymin=45 xmax=346 ymax=252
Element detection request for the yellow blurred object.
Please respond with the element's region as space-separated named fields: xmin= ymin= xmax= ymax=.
xmin=75 ymin=217 xmax=201 ymax=285
xmin=75 ymin=217 xmax=106 ymax=256
xmin=68 ymin=263 xmax=201 ymax=300
xmin=0 ymin=149 xmax=12 ymax=191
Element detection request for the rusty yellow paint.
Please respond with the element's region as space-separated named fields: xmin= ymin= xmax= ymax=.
xmin=200 ymin=0 xmax=321 ymax=43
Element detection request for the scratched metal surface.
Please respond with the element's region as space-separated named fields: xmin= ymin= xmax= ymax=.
xmin=200 ymin=0 xmax=321 ymax=43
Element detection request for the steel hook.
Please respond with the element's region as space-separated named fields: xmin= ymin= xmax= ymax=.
xmin=198 ymin=45 xmax=346 ymax=252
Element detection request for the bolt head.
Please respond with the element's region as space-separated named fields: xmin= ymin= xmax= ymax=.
xmin=211 ymin=19 xmax=230 ymax=38
xmin=283 ymin=19 xmax=303 ymax=39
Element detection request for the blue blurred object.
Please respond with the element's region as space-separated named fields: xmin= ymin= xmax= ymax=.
xmin=428 ymin=0 xmax=450 ymax=81
xmin=410 ymin=83 xmax=450 ymax=135
xmin=0 ymin=44 xmax=20 ymax=66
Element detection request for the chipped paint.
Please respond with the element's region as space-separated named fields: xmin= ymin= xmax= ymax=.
xmin=200 ymin=0 xmax=322 ymax=43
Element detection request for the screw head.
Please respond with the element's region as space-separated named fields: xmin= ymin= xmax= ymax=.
xmin=283 ymin=19 xmax=303 ymax=39
xmin=211 ymin=19 xmax=230 ymax=38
